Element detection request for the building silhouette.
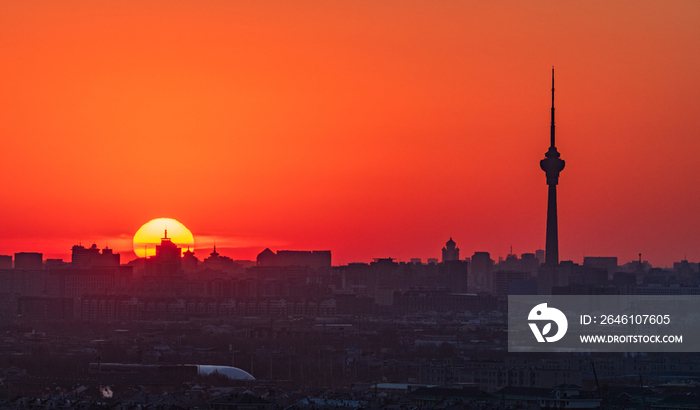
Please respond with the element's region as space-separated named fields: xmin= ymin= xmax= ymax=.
xmin=71 ymin=243 xmax=120 ymax=267
xmin=535 ymin=249 xmax=545 ymax=266
xmin=202 ymin=245 xmax=235 ymax=272
xmin=441 ymin=238 xmax=459 ymax=262
xmin=14 ymin=252 xmax=43 ymax=270
xmin=143 ymin=229 xmax=183 ymax=277
xmin=470 ymin=252 xmax=494 ymax=292
xmin=182 ymin=247 xmax=199 ymax=272
xmin=256 ymin=249 xmax=331 ymax=268
xmin=539 ymin=68 xmax=565 ymax=266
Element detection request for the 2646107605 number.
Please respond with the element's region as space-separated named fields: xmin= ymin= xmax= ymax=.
xmin=598 ymin=314 xmax=670 ymax=325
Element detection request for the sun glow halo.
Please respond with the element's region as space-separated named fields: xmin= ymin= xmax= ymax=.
xmin=133 ymin=218 xmax=194 ymax=258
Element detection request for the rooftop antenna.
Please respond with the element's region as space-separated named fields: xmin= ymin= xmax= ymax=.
xmin=550 ymin=66 xmax=556 ymax=148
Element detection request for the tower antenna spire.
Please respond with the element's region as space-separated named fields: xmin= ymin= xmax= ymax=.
xmin=550 ymin=66 xmax=555 ymax=148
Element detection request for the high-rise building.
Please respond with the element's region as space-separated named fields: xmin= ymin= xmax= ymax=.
xmin=143 ymin=229 xmax=183 ymax=277
xmin=540 ymin=68 xmax=565 ymax=266
xmin=256 ymin=249 xmax=331 ymax=268
xmin=14 ymin=252 xmax=43 ymax=270
xmin=71 ymin=244 xmax=120 ymax=267
xmin=470 ymin=252 xmax=494 ymax=292
xmin=535 ymin=249 xmax=545 ymax=266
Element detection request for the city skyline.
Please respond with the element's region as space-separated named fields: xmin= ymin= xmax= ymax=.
xmin=0 ymin=234 xmax=688 ymax=270
xmin=1 ymin=2 xmax=699 ymax=267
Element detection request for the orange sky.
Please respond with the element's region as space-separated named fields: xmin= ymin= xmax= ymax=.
xmin=0 ymin=1 xmax=698 ymax=267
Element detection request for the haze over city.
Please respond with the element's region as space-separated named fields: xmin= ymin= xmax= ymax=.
xmin=1 ymin=1 xmax=698 ymax=267
xmin=3 ymin=3 xmax=700 ymax=409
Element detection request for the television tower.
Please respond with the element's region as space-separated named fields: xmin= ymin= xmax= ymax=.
xmin=540 ymin=68 xmax=565 ymax=266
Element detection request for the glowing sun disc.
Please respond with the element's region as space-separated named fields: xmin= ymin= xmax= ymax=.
xmin=133 ymin=218 xmax=194 ymax=258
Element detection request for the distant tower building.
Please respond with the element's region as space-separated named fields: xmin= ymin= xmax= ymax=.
xmin=71 ymin=244 xmax=120 ymax=267
xmin=535 ymin=249 xmax=545 ymax=266
xmin=72 ymin=244 xmax=99 ymax=267
xmin=540 ymin=68 xmax=565 ymax=266
xmin=441 ymin=239 xmax=468 ymax=293
xmin=156 ymin=229 xmax=181 ymax=260
xmin=144 ymin=229 xmax=183 ymax=277
xmin=441 ymin=238 xmax=460 ymax=262
xmin=14 ymin=252 xmax=43 ymax=270
xmin=182 ymin=247 xmax=199 ymax=272
xmin=470 ymin=252 xmax=494 ymax=292
xmin=202 ymin=245 xmax=235 ymax=272
xmin=256 ymin=249 xmax=331 ymax=268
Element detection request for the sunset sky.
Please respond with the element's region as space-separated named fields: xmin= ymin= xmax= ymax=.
xmin=0 ymin=1 xmax=698 ymax=267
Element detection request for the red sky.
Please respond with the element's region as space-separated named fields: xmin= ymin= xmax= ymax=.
xmin=0 ymin=1 xmax=698 ymax=267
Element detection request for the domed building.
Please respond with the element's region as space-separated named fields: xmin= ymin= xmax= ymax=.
xmin=442 ymin=238 xmax=460 ymax=262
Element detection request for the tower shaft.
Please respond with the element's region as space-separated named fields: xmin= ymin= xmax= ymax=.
xmin=540 ymin=68 xmax=565 ymax=266
xmin=545 ymin=184 xmax=559 ymax=266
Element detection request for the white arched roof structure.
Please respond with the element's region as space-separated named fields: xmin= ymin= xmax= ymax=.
xmin=196 ymin=365 xmax=255 ymax=380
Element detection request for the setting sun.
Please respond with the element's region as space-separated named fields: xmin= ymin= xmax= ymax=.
xmin=133 ymin=218 xmax=194 ymax=258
